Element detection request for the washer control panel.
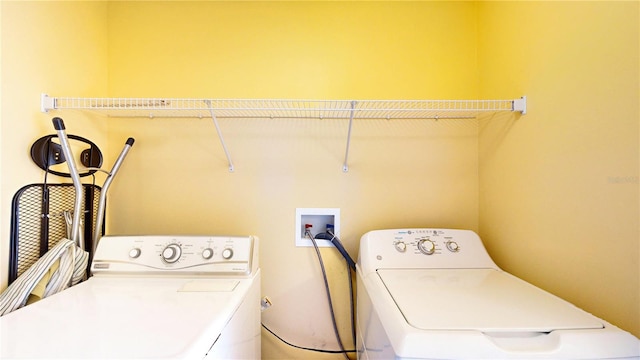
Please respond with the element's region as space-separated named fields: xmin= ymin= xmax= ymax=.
xmin=393 ymin=230 xmax=461 ymax=255
xmin=358 ymin=229 xmax=498 ymax=275
xmin=92 ymin=235 xmax=257 ymax=276
xmin=392 ymin=229 xmax=461 ymax=256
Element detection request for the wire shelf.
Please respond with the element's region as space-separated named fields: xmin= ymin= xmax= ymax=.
xmin=42 ymin=96 xmax=526 ymax=120
xmin=40 ymin=94 xmax=526 ymax=172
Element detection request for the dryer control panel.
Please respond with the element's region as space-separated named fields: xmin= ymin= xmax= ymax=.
xmin=358 ymin=229 xmax=498 ymax=275
xmin=91 ymin=235 xmax=258 ymax=277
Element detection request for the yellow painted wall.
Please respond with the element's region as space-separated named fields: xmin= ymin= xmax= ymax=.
xmin=0 ymin=1 xmax=109 ymax=290
xmin=478 ymin=1 xmax=639 ymax=337
xmin=107 ymin=1 xmax=478 ymax=99
xmin=1 ymin=2 xmax=637 ymax=360
xmin=105 ymin=2 xmax=479 ymax=358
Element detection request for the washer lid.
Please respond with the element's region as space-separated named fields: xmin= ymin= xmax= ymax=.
xmin=377 ymin=269 xmax=604 ymax=333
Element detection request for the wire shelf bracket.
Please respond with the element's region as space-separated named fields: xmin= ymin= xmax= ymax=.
xmin=205 ymin=100 xmax=234 ymax=172
xmin=40 ymin=94 xmax=527 ymax=172
xmin=343 ymin=101 xmax=356 ymax=173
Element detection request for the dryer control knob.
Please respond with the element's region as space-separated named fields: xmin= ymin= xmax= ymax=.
xmin=417 ymin=238 xmax=436 ymax=255
xmin=129 ymin=248 xmax=142 ymax=259
xmin=222 ymin=248 xmax=234 ymax=260
xmin=446 ymin=241 xmax=460 ymax=252
xmin=161 ymin=243 xmax=182 ymax=263
xmin=202 ymin=248 xmax=214 ymax=260
xmin=394 ymin=241 xmax=407 ymax=252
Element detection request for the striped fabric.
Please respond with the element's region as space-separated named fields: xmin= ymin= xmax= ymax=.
xmin=0 ymin=239 xmax=88 ymax=316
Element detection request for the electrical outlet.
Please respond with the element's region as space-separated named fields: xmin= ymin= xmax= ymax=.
xmin=295 ymin=208 xmax=340 ymax=247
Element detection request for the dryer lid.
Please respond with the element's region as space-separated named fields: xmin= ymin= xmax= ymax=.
xmin=377 ymin=268 xmax=604 ymax=333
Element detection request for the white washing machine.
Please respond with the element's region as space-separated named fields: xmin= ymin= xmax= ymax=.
xmin=0 ymin=235 xmax=261 ymax=359
xmin=356 ymin=229 xmax=640 ymax=360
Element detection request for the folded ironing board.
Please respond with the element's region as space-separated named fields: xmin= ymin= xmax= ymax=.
xmin=2 ymin=118 xmax=134 ymax=316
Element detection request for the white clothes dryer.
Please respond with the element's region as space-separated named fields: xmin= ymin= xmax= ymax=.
xmin=356 ymin=229 xmax=639 ymax=360
xmin=0 ymin=235 xmax=261 ymax=359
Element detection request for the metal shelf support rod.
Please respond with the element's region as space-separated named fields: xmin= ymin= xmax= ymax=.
xmin=205 ymin=100 xmax=235 ymax=172
xmin=342 ymin=101 xmax=356 ymax=173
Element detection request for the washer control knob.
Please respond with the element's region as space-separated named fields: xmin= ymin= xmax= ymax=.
xmin=161 ymin=243 xmax=182 ymax=263
xmin=202 ymin=248 xmax=214 ymax=260
xmin=129 ymin=247 xmax=142 ymax=259
xmin=394 ymin=241 xmax=407 ymax=252
xmin=446 ymin=240 xmax=460 ymax=252
xmin=417 ymin=238 xmax=436 ymax=255
xmin=221 ymin=248 xmax=234 ymax=260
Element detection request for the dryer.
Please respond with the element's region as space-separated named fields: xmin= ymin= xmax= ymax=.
xmin=0 ymin=235 xmax=260 ymax=359
xmin=356 ymin=229 xmax=639 ymax=360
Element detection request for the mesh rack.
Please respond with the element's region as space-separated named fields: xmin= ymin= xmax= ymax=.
xmin=9 ymin=184 xmax=103 ymax=283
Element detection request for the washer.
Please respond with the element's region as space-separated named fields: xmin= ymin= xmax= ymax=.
xmin=0 ymin=235 xmax=260 ymax=359
xmin=356 ymin=229 xmax=640 ymax=360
